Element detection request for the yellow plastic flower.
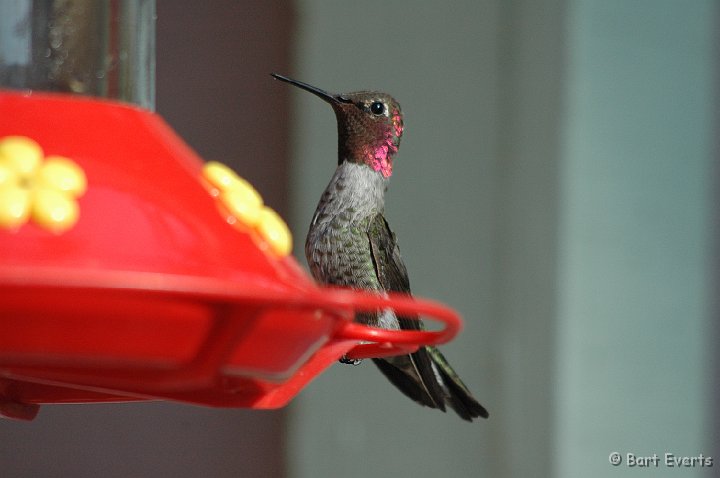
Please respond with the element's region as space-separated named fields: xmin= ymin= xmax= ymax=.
xmin=0 ymin=136 xmax=86 ymax=233
xmin=202 ymin=161 xmax=292 ymax=257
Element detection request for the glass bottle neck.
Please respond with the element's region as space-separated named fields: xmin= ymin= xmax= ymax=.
xmin=0 ymin=0 xmax=155 ymax=110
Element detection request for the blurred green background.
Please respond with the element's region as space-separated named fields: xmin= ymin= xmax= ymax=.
xmin=285 ymin=1 xmax=716 ymax=477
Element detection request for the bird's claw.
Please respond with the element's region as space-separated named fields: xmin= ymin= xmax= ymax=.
xmin=339 ymin=355 xmax=363 ymax=365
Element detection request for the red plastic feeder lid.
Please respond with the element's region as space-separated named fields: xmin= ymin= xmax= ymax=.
xmin=0 ymin=91 xmax=462 ymax=420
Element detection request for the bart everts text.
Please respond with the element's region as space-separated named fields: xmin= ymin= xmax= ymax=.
xmin=609 ymin=452 xmax=713 ymax=468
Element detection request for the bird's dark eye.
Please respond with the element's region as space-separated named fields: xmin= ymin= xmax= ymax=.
xmin=370 ymin=101 xmax=385 ymax=115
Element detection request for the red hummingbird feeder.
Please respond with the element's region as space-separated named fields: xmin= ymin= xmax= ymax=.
xmin=0 ymin=2 xmax=464 ymax=421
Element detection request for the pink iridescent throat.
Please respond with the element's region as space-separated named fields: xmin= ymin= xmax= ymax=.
xmin=365 ymin=109 xmax=403 ymax=178
xmin=367 ymin=143 xmax=395 ymax=178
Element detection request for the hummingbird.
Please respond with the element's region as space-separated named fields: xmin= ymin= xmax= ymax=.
xmin=272 ymin=73 xmax=488 ymax=421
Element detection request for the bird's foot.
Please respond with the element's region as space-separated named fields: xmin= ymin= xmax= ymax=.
xmin=339 ymin=355 xmax=363 ymax=365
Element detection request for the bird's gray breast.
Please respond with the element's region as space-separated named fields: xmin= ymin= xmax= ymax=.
xmin=305 ymin=162 xmax=399 ymax=330
xmin=305 ymin=162 xmax=386 ymax=287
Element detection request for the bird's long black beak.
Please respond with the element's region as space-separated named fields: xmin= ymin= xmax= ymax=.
xmin=271 ymin=73 xmax=348 ymax=105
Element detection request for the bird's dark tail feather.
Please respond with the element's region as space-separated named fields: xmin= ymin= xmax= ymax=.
xmin=372 ymin=347 xmax=488 ymax=422
xmin=373 ymin=357 xmax=437 ymax=408
xmin=372 ymin=346 xmax=446 ymax=411
xmin=428 ymin=346 xmax=489 ymax=420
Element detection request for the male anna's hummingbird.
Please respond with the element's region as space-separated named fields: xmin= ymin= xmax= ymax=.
xmin=272 ymin=73 xmax=488 ymax=421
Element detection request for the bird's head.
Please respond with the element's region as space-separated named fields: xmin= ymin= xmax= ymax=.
xmin=272 ymin=74 xmax=403 ymax=178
